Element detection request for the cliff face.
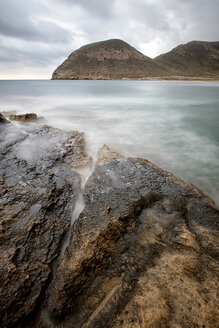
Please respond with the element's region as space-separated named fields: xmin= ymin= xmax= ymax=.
xmin=52 ymin=39 xmax=219 ymax=80
xmin=52 ymin=39 xmax=170 ymax=80
xmin=155 ymin=41 xmax=219 ymax=77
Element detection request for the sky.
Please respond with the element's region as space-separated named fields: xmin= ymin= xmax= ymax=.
xmin=0 ymin=0 xmax=218 ymax=79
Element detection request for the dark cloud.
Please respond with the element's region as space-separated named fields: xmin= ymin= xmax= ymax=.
xmin=0 ymin=0 xmax=72 ymax=43
xmin=0 ymin=41 xmax=69 ymax=66
xmin=0 ymin=0 xmax=218 ymax=78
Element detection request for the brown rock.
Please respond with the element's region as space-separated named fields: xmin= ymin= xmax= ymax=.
xmin=9 ymin=113 xmax=38 ymax=122
xmin=96 ymin=144 xmax=124 ymax=166
xmin=42 ymin=147 xmax=218 ymax=328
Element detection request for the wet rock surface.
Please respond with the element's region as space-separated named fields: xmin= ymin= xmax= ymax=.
xmin=1 ymin=116 xmax=218 ymax=328
xmin=43 ymin=149 xmax=218 ymax=328
xmin=0 ymin=118 xmax=91 ymax=328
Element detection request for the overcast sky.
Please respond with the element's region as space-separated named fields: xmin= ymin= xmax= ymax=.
xmin=0 ymin=0 xmax=218 ymax=79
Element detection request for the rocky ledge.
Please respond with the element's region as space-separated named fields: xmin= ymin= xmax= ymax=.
xmin=0 ymin=115 xmax=218 ymax=328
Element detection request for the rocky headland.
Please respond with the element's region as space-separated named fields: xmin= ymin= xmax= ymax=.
xmin=52 ymin=39 xmax=219 ymax=80
xmin=0 ymin=113 xmax=218 ymax=328
xmin=52 ymin=39 xmax=170 ymax=80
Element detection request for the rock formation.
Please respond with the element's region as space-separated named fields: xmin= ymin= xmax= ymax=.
xmin=52 ymin=39 xmax=219 ymax=80
xmin=42 ymin=147 xmax=219 ymax=328
xmin=0 ymin=115 xmax=218 ymax=328
xmin=0 ymin=116 xmax=91 ymax=328
xmin=52 ymin=39 xmax=170 ymax=80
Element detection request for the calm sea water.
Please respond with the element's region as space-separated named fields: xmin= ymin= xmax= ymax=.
xmin=0 ymin=80 xmax=219 ymax=205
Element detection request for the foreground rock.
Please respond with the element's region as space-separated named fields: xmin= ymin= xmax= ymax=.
xmin=0 ymin=116 xmax=91 ymax=328
xmin=43 ymin=147 xmax=219 ymax=328
xmin=1 ymin=116 xmax=218 ymax=328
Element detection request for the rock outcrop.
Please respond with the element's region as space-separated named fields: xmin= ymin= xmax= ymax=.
xmin=0 ymin=116 xmax=91 ymax=328
xmin=52 ymin=39 xmax=170 ymax=80
xmin=43 ymin=147 xmax=218 ymax=328
xmin=0 ymin=117 xmax=218 ymax=328
xmin=52 ymin=39 xmax=219 ymax=80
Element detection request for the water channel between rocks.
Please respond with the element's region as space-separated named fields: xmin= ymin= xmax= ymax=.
xmin=38 ymin=146 xmax=96 ymax=327
xmin=58 ymin=165 xmax=93 ymax=264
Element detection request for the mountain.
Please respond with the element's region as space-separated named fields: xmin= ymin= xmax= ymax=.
xmin=52 ymin=39 xmax=170 ymax=80
xmin=155 ymin=41 xmax=219 ymax=78
xmin=52 ymin=39 xmax=219 ymax=80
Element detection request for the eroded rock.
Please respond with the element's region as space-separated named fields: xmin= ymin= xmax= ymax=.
xmin=1 ymin=120 xmax=218 ymax=328
xmin=43 ymin=148 xmax=219 ymax=328
xmin=96 ymin=144 xmax=124 ymax=166
xmin=0 ymin=122 xmax=91 ymax=328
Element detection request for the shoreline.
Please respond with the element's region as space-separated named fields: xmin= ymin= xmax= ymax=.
xmin=51 ymin=77 xmax=219 ymax=82
xmin=1 ymin=78 xmax=219 ymax=82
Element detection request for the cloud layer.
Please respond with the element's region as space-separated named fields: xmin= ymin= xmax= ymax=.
xmin=0 ymin=0 xmax=218 ymax=78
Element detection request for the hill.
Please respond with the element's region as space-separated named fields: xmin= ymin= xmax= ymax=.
xmin=52 ymin=39 xmax=170 ymax=80
xmin=52 ymin=39 xmax=219 ymax=80
xmin=155 ymin=41 xmax=219 ymax=78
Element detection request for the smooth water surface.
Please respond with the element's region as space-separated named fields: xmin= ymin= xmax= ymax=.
xmin=0 ymin=80 xmax=219 ymax=205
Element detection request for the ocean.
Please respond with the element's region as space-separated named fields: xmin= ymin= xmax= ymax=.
xmin=0 ymin=80 xmax=219 ymax=205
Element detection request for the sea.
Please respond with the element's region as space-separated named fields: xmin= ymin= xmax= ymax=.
xmin=0 ymin=80 xmax=219 ymax=206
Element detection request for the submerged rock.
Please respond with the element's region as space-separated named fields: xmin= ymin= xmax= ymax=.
xmin=0 ymin=121 xmax=91 ymax=328
xmin=9 ymin=113 xmax=38 ymax=122
xmin=43 ymin=147 xmax=219 ymax=328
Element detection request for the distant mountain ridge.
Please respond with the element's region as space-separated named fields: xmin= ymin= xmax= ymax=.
xmin=52 ymin=39 xmax=219 ymax=80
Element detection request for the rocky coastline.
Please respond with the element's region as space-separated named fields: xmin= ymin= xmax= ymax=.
xmin=0 ymin=113 xmax=218 ymax=328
